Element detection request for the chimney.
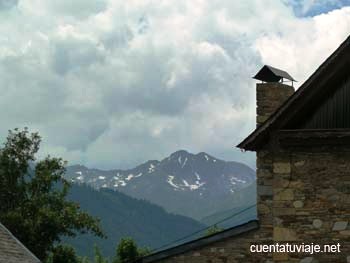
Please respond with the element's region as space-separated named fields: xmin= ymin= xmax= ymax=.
xmin=253 ymin=66 xmax=295 ymax=253
xmin=254 ymin=65 xmax=295 ymax=126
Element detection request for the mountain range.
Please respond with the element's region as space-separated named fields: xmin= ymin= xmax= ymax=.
xmin=65 ymin=150 xmax=256 ymax=220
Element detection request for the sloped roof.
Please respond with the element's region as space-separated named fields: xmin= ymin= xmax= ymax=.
xmin=253 ymin=65 xmax=296 ymax=82
xmin=136 ymin=220 xmax=259 ymax=263
xmin=238 ymin=34 xmax=350 ymax=151
xmin=0 ymin=223 xmax=41 ymax=263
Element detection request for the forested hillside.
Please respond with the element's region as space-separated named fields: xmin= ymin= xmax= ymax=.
xmin=65 ymin=184 xmax=205 ymax=258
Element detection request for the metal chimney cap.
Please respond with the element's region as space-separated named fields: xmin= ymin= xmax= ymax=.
xmin=253 ymin=65 xmax=296 ymax=83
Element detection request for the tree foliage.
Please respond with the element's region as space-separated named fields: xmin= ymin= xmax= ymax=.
xmin=46 ymin=244 xmax=81 ymax=263
xmin=45 ymin=240 xmax=149 ymax=263
xmin=115 ymin=238 xmax=138 ymax=263
xmin=94 ymin=245 xmax=109 ymax=263
xmin=0 ymin=128 xmax=104 ymax=261
xmin=114 ymin=238 xmax=150 ymax=263
xmin=45 ymin=244 xmax=109 ymax=263
xmin=204 ymin=224 xmax=223 ymax=236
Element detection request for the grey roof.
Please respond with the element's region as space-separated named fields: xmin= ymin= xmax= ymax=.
xmin=136 ymin=220 xmax=259 ymax=263
xmin=253 ymin=65 xmax=296 ymax=82
xmin=0 ymin=223 xmax=41 ymax=263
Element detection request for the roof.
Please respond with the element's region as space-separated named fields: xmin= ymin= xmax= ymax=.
xmin=136 ymin=220 xmax=259 ymax=263
xmin=253 ymin=65 xmax=296 ymax=82
xmin=0 ymin=223 xmax=41 ymax=263
xmin=238 ymin=34 xmax=350 ymax=151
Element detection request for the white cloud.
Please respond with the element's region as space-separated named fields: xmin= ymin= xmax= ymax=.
xmin=0 ymin=0 xmax=349 ymax=169
xmin=255 ymin=7 xmax=350 ymax=84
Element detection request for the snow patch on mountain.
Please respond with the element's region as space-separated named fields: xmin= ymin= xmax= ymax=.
xmin=181 ymin=157 xmax=188 ymax=168
xmin=148 ymin=163 xmax=155 ymax=173
xmin=135 ymin=172 xmax=143 ymax=177
xmin=189 ymin=182 xmax=204 ymax=190
xmin=182 ymin=180 xmax=189 ymax=187
xmin=167 ymin=176 xmax=205 ymax=191
xmin=114 ymin=180 xmax=126 ymax=187
xmin=167 ymin=175 xmax=179 ymax=189
xmin=195 ymin=172 xmax=201 ymax=181
xmin=231 ymin=176 xmax=246 ymax=184
xmin=126 ymin=174 xmax=134 ymax=181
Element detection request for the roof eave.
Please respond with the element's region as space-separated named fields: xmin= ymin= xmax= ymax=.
xmin=236 ymin=35 xmax=350 ymax=151
xmin=138 ymin=220 xmax=259 ymax=263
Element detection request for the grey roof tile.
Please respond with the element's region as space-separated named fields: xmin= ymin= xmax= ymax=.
xmin=0 ymin=222 xmax=41 ymax=263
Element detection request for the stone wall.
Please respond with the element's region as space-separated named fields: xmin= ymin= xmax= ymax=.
xmin=269 ymin=149 xmax=350 ymax=262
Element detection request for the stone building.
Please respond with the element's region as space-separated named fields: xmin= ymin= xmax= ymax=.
xmin=138 ymin=36 xmax=350 ymax=262
xmin=0 ymin=222 xmax=41 ymax=263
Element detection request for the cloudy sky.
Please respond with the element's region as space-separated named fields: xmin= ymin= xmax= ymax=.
xmin=0 ymin=0 xmax=350 ymax=169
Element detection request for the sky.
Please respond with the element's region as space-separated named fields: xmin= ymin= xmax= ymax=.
xmin=0 ymin=0 xmax=350 ymax=169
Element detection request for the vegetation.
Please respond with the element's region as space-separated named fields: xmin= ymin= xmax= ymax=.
xmin=45 ymin=239 xmax=149 ymax=263
xmin=94 ymin=245 xmax=109 ymax=263
xmin=0 ymin=128 xmax=104 ymax=261
xmin=0 ymin=128 xmax=153 ymax=263
xmin=65 ymin=184 xmax=204 ymax=258
xmin=204 ymin=224 xmax=223 ymax=236
xmin=115 ymin=238 xmax=138 ymax=263
xmin=46 ymin=244 xmax=81 ymax=263
xmin=114 ymin=238 xmax=150 ymax=263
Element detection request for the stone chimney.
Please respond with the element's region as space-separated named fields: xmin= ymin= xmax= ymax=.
xmin=253 ymin=65 xmax=295 ymax=126
xmin=253 ymin=66 xmax=295 ymax=256
xmin=256 ymin=83 xmax=295 ymax=126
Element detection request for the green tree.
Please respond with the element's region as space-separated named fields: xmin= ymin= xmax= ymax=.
xmin=114 ymin=238 xmax=149 ymax=263
xmin=46 ymin=244 xmax=80 ymax=263
xmin=0 ymin=128 xmax=104 ymax=261
xmin=94 ymin=245 xmax=109 ymax=263
xmin=46 ymin=244 xmax=109 ymax=263
xmin=137 ymin=246 xmax=151 ymax=258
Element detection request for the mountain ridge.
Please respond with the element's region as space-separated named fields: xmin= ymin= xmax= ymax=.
xmin=65 ymin=183 xmax=205 ymax=259
xmin=65 ymin=150 xmax=256 ymax=220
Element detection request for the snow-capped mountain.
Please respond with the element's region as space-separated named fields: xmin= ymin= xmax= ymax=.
xmin=65 ymin=150 xmax=256 ymax=220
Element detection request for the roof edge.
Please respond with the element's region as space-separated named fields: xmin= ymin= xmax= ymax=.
xmin=0 ymin=222 xmax=41 ymax=263
xmin=137 ymin=220 xmax=259 ymax=263
xmin=237 ymin=34 xmax=350 ymax=151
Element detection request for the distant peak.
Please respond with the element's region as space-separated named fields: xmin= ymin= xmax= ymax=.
xmin=169 ymin=150 xmax=215 ymax=160
xmin=196 ymin=152 xmax=209 ymax=157
xmin=70 ymin=164 xmax=88 ymax=169
xmin=196 ymin=152 xmax=215 ymax=161
xmin=169 ymin=150 xmax=191 ymax=157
